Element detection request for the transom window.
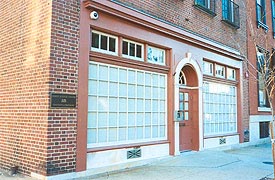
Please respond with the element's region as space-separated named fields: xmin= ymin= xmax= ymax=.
xmin=91 ymin=30 xmax=118 ymax=55
xmin=122 ymin=39 xmax=143 ymax=61
xmin=203 ymin=61 xmax=237 ymax=81
xmin=147 ymin=46 xmax=165 ymax=65
xmin=179 ymin=70 xmax=187 ymax=86
xmin=203 ymin=61 xmax=214 ymax=76
xmin=215 ymin=64 xmax=225 ymax=78
xmin=227 ymin=67 xmax=236 ymax=80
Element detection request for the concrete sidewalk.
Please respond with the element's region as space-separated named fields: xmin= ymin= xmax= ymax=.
xmin=78 ymin=143 xmax=274 ymax=180
xmin=0 ymin=143 xmax=273 ymax=180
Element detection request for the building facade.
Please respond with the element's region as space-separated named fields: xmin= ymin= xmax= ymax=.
xmin=246 ymin=0 xmax=275 ymax=144
xmin=0 ymin=0 xmax=250 ymax=179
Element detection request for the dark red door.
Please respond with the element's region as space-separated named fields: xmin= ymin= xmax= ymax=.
xmin=179 ymin=89 xmax=193 ymax=151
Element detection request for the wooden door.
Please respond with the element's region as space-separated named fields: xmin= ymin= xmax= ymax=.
xmin=179 ymin=89 xmax=193 ymax=151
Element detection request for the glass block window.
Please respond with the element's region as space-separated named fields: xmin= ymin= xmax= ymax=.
xmin=91 ymin=30 xmax=118 ymax=55
xmin=87 ymin=62 xmax=167 ymax=148
xmin=227 ymin=67 xmax=236 ymax=80
xmin=147 ymin=46 xmax=165 ymax=65
xmin=203 ymin=82 xmax=237 ymax=136
xmin=203 ymin=61 xmax=214 ymax=76
xmin=122 ymin=39 xmax=144 ymax=61
xmin=215 ymin=64 xmax=225 ymax=78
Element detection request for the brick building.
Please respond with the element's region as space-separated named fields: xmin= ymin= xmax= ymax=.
xmin=0 ymin=0 xmax=250 ymax=179
xmin=246 ymin=0 xmax=275 ymax=143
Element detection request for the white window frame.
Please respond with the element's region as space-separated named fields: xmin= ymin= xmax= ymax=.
xmin=147 ymin=46 xmax=166 ymax=65
xmin=215 ymin=64 xmax=225 ymax=78
xmin=122 ymin=39 xmax=144 ymax=61
xmin=203 ymin=61 xmax=214 ymax=76
xmin=227 ymin=67 xmax=236 ymax=80
xmin=203 ymin=82 xmax=237 ymax=136
xmin=91 ymin=30 xmax=118 ymax=56
xmin=87 ymin=62 xmax=167 ymax=148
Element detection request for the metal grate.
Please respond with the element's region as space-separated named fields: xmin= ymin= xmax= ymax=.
xmin=127 ymin=149 xmax=141 ymax=159
xmin=219 ymin=138 xmax=226 ymax=145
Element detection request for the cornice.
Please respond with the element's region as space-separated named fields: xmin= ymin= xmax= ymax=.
xmin=84 ymin=0 xmax=243 ymax=61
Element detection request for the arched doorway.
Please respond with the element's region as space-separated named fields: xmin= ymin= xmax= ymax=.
xmin=174 ymin=53 xmax=203 ymax=155
xmin=178 ymin=65 xmax=199 ymax=151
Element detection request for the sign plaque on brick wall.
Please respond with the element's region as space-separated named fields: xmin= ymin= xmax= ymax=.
xmin=50 ymin=93 xmax=76 ymax=108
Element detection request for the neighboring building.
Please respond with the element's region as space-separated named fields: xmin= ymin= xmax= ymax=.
xmin=246 ymin=0 xmax=275 ymax=144
xmin=0 ymin=0 xmax=249 ymax=179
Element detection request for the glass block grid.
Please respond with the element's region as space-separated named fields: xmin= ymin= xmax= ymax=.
xmin=203 ymin=82 xmax=237 ymax=136
xmin=87 ymin=62 xmax=167 ymax=148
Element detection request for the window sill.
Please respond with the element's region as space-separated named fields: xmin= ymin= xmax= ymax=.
xmin=257 ymin=21 xmax=269 ymax=32
xmin=87 ymin=140 xmax=169 ymax=153
xmin=204 ymin=133 xmax=239 ymax=139
xmin=258 ymin=107 xmax=271 ymax=112
xmin=193 ymin=4 xmax=216 ymax=17
xmin=221 ymin=19 xmax=240 ymax=29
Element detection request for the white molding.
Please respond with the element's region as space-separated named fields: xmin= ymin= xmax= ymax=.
xmin=258 ymin=107 xmax=271 ymax=112
xmin=174 ymin=53 xmax=203 ymax=154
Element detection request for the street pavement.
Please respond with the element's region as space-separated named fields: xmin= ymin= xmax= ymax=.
xmin=0 ymin=143 xmax=273 ymax=180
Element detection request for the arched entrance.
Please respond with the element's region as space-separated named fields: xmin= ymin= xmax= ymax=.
xmin=178 ymin=65 xmax=199 ymax=151
xmin=174 ymin=54 xmax=202 ymax=153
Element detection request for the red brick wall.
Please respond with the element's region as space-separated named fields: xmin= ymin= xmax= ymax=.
xmin=246 ymin=0 xmax=275 ymax=115
xmin=113 ymin=0 xmax=247 ymax=51
xmin=0 ymin=0 xmax=52 ymax=175
xmin=0 ymin=0 xmax=80 ymax=176
xmin=46 ymin=0 xmax=80 ymax=175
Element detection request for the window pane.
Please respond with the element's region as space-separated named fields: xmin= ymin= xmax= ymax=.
xmin=130 ymin=43 xmax=135 ymax=56
xmin=101 ymin=35 xmax=108 ymax=50
xmin=122 ymin=41 xmax=128 ymax=55
xmin=92 ymin=32 xmax=99 ymax=48
xmin=109 ymin=37 xmax=116 ymax=52
xmin=98 ymin=128 xmax=107 ymax=142
xmin=136 ymin=44 xmax=142 ymax=58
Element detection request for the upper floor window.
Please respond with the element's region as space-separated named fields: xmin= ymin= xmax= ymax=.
xmin=122 ymin=39 xmax=144 ymax=61
xmin=222 ymin=0 xmax=240 ymax=29
xmin=91 ymin=30 xmax=118 ymax=55
xmin=271 ymin=0 xmax=275 ymax=37
xmin=256 ymin=0 xmax=268 ymax=31
xmin=257 ymin=50 xmax=270 ymax=108
xmin=194 ymin=0 xmax=216 ymax=16
xmin=147 ymin=46 xmax=165 ymax=65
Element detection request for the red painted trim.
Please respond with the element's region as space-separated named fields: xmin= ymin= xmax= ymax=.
xmin=84 ymin=0 xmax=243 ymax=61
xmin=87 ymin=140 xmax=169 ymax=153
xmin=76 ymin=1 xmax=90 ymax=172
xmin=90 ymin=51 xmax=170 ymax=74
